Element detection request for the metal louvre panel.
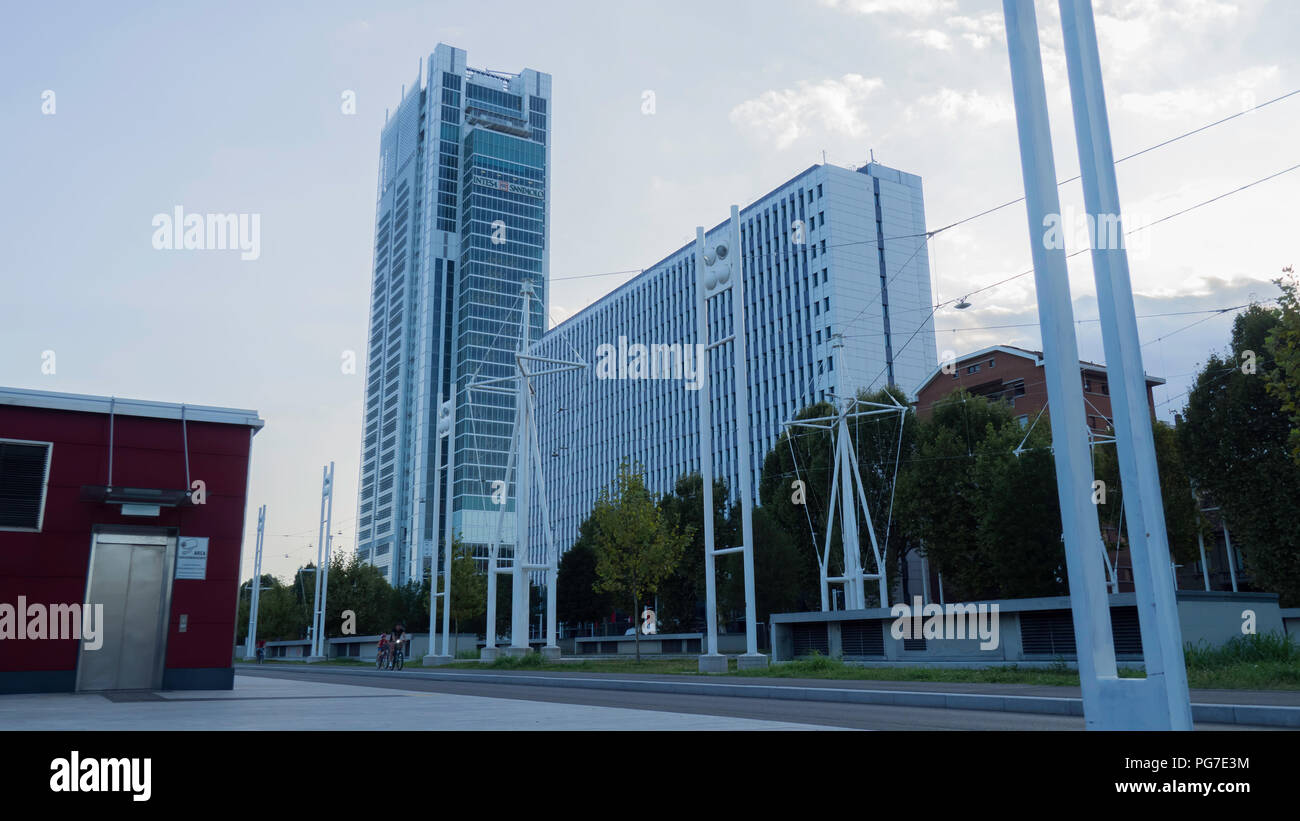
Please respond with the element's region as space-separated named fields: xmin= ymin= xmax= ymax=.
xmin=1021 ymin=608 xmax=1145 ymax=656
xmin=1110 ymin=607 xmax=1144 ymax=656
xmin=792 ymin=623 xmax=829 ymax=657
xmin=1020 ymin=610 xmax=1076 ymax=655
xmin=841 ymin=620 xmax=885 ymax=656
xmin=0 ymin=442 xmax=50 ymax=529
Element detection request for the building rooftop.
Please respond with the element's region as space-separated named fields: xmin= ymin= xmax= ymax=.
xmin=914 ymin=343 xmax=1166 ymax=394
xmin=0 ymin=386 xmax=265 ymax=430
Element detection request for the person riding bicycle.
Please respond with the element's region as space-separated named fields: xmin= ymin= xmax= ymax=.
xmin=390 ymin=622 xmax=406 ymax=662
xmin=377 ymin=632 xmax=390 ymax=664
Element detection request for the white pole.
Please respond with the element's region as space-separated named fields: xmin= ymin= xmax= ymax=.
xmin=1223 ymin=520 xmax=1239 ymax=593
xmin=319 ymin=462 xmax=335 ymax=659
xmin=311 ymin=465 xmax=328 ymax=658
xmin=694 ymin=226 xmax=721 ymax=666
xmin=1058 ymin=0 xmax=1192 ymax=730
xmin=1003 ymin=0 xmax=1118 ymax=727
xmin=837 ymin=416 xmax=862 ymax=609
xmin=427 ymin=390 xmax=444 ymax=655
xmin=245 ymin=505 xmax=265 ymax=658
xmin=441 ymin=404 xmax=456 ymax=656
xmin=527 ymin=401 xmax=560 ymax=654
xmin=728 ymin=205 xmax=762 ymax=663
xmin=511 ymin=288 xmax=534 ymax=653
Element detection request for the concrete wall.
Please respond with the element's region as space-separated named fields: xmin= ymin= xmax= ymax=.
xmin=770 ymin=592 xmax=1284 ymax=666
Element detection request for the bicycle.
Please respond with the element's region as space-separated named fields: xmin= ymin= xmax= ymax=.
xmin=388 ymin=638 xmax=405 ymax=671
xmin=376 ymin=644 xmax=389 ymax=670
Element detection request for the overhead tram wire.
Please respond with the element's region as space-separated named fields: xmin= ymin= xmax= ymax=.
xmin=883 ymin=161 xmax=1300 ymax=327
xmin=540 ymin=88 xmax=1300 ymax=290
xmin=838 ymin=303 xmax=1272 ymax=341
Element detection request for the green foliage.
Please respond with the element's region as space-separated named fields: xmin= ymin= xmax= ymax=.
xmin=1183 ymin=630 xmax=1300 ymax=666
xmin=236 ymin=574 xmax=306 ymax=642
xmin=1093 ymin=419 xmax=1203 ymax=564
xmin=756 ymin=387 xmax=915 ymax=610
xmin=557 ymin=521 xmax=614 ymax=625
xmin=323 ymin=552 xmax=400 ymax=636
xmin=657 ymin=472 xmax=735 ymax=631
xmin=898 ymin=390 xmax=1064 ymax=600
xmin=1264 ymin=269 xmax=1300 ymax=464
xmin=446 ymin=539 xmax=487 ymax=634
xmin=759 ymin=401 xmax=836 ymax=606
xmin=590 ymin=462 xmax=693 ymax=660
xmin=970 ymin=418 xmax=1067 ymax=598
xmin=1181 ymin=301 xmax=1300 ymax=606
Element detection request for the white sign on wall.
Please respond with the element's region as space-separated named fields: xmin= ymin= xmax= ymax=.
xmin=176 ymin=537 xmax=209 ymax=580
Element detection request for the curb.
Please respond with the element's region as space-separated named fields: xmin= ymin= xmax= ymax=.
xmin=239 ymin=666 xmax=1300 ymax=728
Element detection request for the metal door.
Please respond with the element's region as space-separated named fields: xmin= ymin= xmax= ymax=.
xmin=77 ymin=531 xmax=175 ymax=691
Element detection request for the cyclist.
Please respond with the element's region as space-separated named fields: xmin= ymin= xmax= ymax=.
xmin=376 ymin=632 xmax=390 ymax=667
xmin=390 ymin=622 xmax=406 ymax=666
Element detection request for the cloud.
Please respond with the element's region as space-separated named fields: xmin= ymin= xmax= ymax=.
xmin=913 ymin=87 xmax=1014 ymax=126
xmin=946 ymin=13 xmax=1005 ymax=50
xmin=820 ymin=0 xmax=956 ymax=17
xmin=730 ymin=74 xmax=884 ymax=149
xmin=1118 ymin=65 xmax=1280 ymax=120
xmin=907 ymin=28 xmax=952 ymax=50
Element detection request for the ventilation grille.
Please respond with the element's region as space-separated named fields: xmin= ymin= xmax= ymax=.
xmin=792 ymin=623 xmax=830 ymax=657
xmin=0 ymin=441 xmax=51 ymax=530
xmin=1020 ymin=608 xmax=1144 ymax=656
xmin=841 ymin=620 xmax=885 ymax=656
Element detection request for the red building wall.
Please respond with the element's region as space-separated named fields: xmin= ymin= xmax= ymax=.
xmin=0 ymin=404 xmax=255 ymax=690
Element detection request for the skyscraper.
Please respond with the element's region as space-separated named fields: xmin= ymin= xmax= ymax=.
xmin=533 ymin=161 xmax=936 ymax=553
xmin=356 ymin=44 xmax=551 ymax=585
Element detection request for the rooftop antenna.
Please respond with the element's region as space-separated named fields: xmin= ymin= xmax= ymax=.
xmin=870 ymin=148 xmax=876 ymax=163
xmin=821 ymin=150 xmax=827 ymax=165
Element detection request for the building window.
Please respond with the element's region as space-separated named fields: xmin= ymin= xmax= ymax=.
xmin=989 ymin=359 xmax=995 ymax=368
xmin=817 ymin=184 xmax=823 ymax=198
xmin=1017 ymin=415 xmax=1029 ymax=428
xmin=0 ymin=440 xmax=52 ymax=531
xmin=967 ymin=364 xmax=980 ymax=374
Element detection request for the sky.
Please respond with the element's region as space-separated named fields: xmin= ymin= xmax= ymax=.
xmin=1 ymin=0 xmax=1296 ymax=584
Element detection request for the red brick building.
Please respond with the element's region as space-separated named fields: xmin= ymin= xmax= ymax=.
xmin=913 ymin=344 xmax=1163 ymax=429
xmin=907 ymin=345 xmax=1164 ymax=595
xmin=0 ymin=387 xmax=263 ymax=694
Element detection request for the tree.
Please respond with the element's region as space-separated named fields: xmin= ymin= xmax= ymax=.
xmin=323 ymin=553 xmax=398 ymax=637
xmin=1264 ymin=268 xmax=1300 ymax=464
xmin=445 ymin=540 xmax=487 ymax=640
xmin=657 ymin=473 xmax=735 ymax=632
xmin=897 ymin=390 xmax=1016 ymax=600
xmin=758 ymin=401 xmax=836 ymax=610
xmin=749 ymin=505 xmax=806 ymax=623
xmin=1181 ymin=301 xmax=1300 ymax=605
xmin=898 ymin=390 xmax=1067 ymax=600
xmin=235 ymin=573 xmax=281 ymax=644
xmin=557 ymin=523 xmax=612 ymax=628
xmin=590 ymin=462 xmax=693 ymax=661
xmin=972 ymin=417 xmax=1066 ymax=598
xmin=1092 ymin=419 xmax=1203 ymax=569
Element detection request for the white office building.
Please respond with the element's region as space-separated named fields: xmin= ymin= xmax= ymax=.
xmin=533 ymin=161 xmax=937 ymax=552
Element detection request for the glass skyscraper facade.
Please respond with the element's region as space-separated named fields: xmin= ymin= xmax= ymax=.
xmin=533 ymin=162 xmax=936 ymax=554
xmin=356 ymin=44 xmax=551 ymax=585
